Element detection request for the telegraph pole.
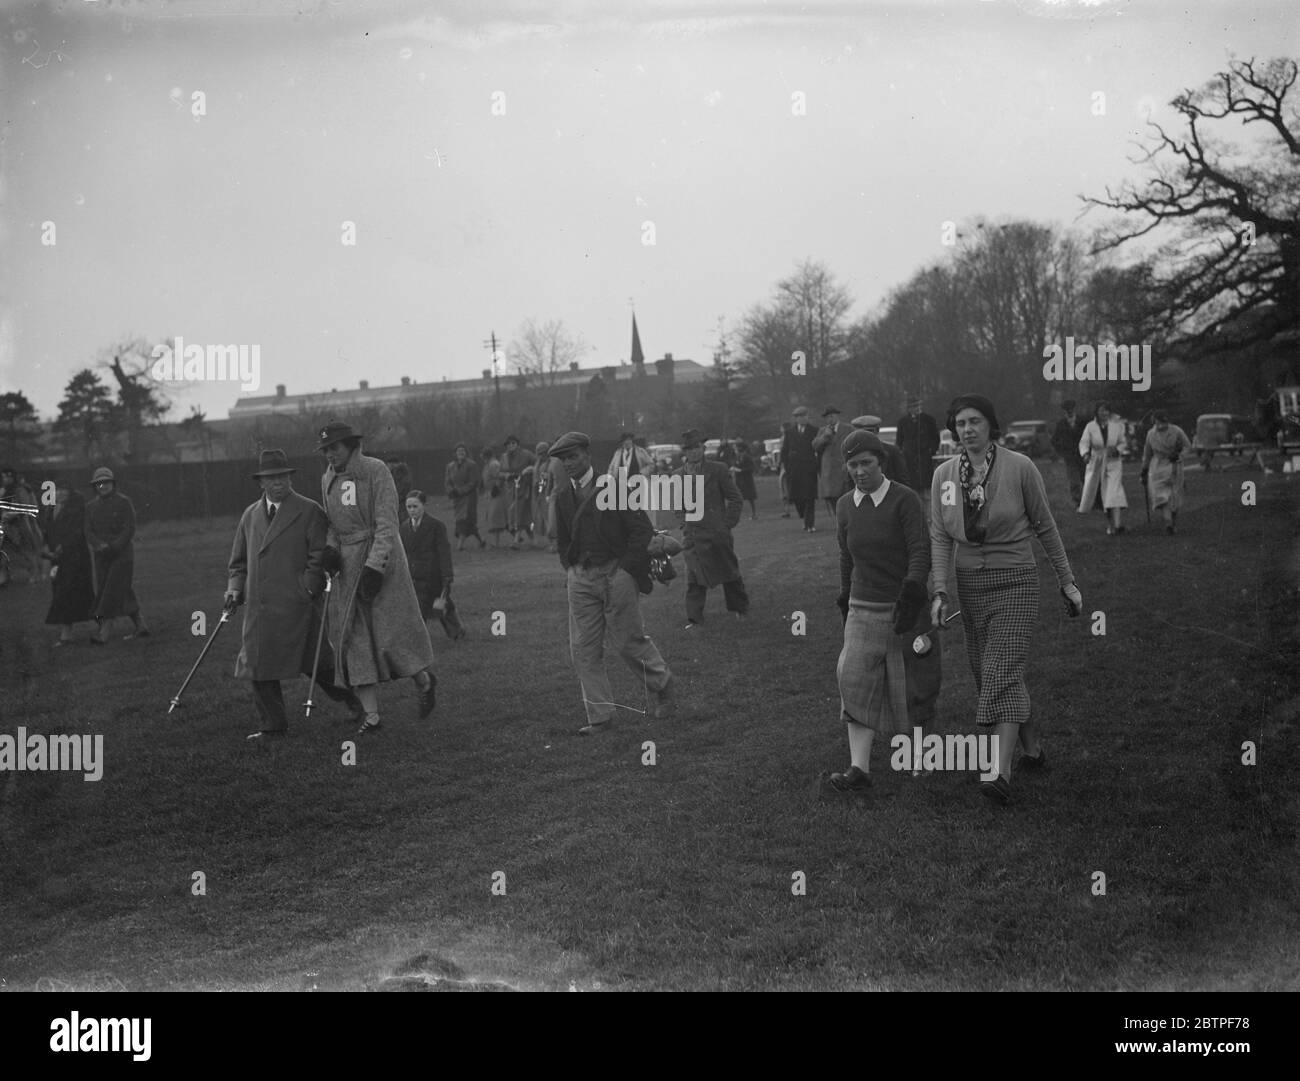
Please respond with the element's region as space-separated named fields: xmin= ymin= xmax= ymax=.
xmin=483 ymin=331 xmax=503 ymax=431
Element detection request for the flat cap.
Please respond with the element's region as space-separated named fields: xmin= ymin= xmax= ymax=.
xmin=851 ymin=415 xmax=882 ymax=431
xmin=91 ymin=466 xmax=115 ymax=484
xmin=548 ymin=431 xmax=591 ymax=457
xmin=821 ymin=405 xmax=841 ymax=417
xmin=680 ymin=428 xmax=704 ymax=448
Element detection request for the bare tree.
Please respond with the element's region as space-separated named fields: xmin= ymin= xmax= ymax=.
xmin=1084 ymin=57 xmax=1300 ymax=355
xmin=506 ymin=318 xmax=588 ymax=388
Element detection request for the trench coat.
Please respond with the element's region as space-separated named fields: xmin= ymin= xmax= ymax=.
xmin=1078 ymin=419 xmax=1129 ymax=511
xmin=813 ymin=422 xmax=850 ymax=499
xmin=321 ymin=453 xmax=435 ymax=687
xmin=674 ymin=459 xmax=743 ymax=588
xmin=227 ymin=490 xmax=331 ymax=681
xmin=481 ymin=458 xmax=509 ymax=532
xmin=86 ymin=490 xmax=141 ymax=619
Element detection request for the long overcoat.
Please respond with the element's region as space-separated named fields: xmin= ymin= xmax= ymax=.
xmin=322 ymin=452 xmax=435 ymax=686
xmin=780 ymin=422 xmax=820 ymax=503
xmin=399 ymin=512 xmax=452 ymax=620
xmin=674 ymin=459 xmax=743 ymax=588
xmin=85 ymin=490 xmax=141 ymax=619
xmin=227 ymin=489 xmax=330 ymax=681
xmin=813 ymin=422 xmax=849 ymax=499
xmin=1078 ymin=419 xmax=1129 ymax=511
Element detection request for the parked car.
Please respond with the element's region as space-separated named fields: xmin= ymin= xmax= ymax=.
xmin=648 ymin=443 xmax=683 ymax=471
xmin=762 ymin=437 xmax=783 ymax=473
xmin=932 ymin=428 xmax=959 ymax=467
xmin=1000 ymin=420 xmax=1052 ymax=458
xmin=1193 ymin=414 xmax=1260 ymax=465
xmin=879 ymin=426 xmax=898 ymax=446
xmin=704 ymin=439 xmax=722 ymax=460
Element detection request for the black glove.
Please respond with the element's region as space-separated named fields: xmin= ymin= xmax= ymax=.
xmin=892 ymin=579 xmax=928 ymax=635
xmin=1168 ymin=452 xmax=1180 ymax=464
xmin=357 ymin=566 xmax=384 ymax=602
xmin=1140 ymin=468 xmax=1149 ymax=484
xmin=836 ymin=591 xmax=850 ymax=625
xmin=321 ymin=546 xmax=343 ymax=574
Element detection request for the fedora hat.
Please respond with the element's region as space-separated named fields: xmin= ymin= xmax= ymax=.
xmin=315 ymin=420 xmax=362 ymax=451
xmin=251 ymin=449 xmax=297 ymax=478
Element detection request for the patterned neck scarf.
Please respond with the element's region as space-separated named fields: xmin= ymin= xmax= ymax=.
xmin=959 ymin=444 xmax=996 ymax=543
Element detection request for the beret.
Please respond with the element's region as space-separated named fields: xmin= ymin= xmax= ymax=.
xmin=842 ymin=430 xmax=885 ymax=461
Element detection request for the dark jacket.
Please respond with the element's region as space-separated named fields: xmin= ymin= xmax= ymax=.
xmin=896 ymin=412 xmax=941 ymax=488
xmin=554 ymin=475 xmax=654 ymax=591
xmin=400 ymin=513 xmax=453 ymax=620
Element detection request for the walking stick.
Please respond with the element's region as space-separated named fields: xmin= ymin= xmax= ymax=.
xmin=168 ymin=597 xmax=236 ymax=714
xmin=303 ymin=573 xmax=334 ymax=718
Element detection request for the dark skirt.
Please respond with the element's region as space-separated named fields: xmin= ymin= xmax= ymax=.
xmin=735 ymin=470 xmax=757 ymax=502
xmin=46 ymin=544 xmax=96 ymax=625
xmin=452 ymin=491 xmax=480 ymax=537
xmin=955 ymin=565 xmax=1038 ymax=726
xmin=92 ymin=548 xmax=140 ymax=620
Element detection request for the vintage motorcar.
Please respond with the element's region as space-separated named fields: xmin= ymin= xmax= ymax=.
xmin=1192 ymin=414 xmax=1260 ymax=467
xmin=762 ymin=437 xmax=783 ymax=473
xmin=879 ymin=426 xmax=898 ymax=446
xmin=1001 ymin=420 xmax=1052 ymax=457
xmin=932 ymin=428 xmax=959 ymax=467
xmin=648 ymin=443 xmax=683 ymax=471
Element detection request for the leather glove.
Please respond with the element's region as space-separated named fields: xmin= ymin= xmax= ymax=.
xmin=836 ymin=591 xmax=850 ymax=625
xmin=1061 ymin=583 xmax=1083 ymax=618
xmin=321 ymin=546 xmax=343 ymax=574
xmin=892 ymin=579 xmax=929 ymax=635
xmin=357 ymin=566 xmax=384 ymax=602
xmin=223 ymin=589 xmax=242 ymax=613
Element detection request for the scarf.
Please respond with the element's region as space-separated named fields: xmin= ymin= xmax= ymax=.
xmin=959 ymin=444 xmax=996 ymax=544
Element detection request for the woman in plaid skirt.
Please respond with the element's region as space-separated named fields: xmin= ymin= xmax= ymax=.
xmin=827 ymin=429 xmax=931 ymax=794
xmin=929 ymin=395 xmax=1084 ymax=805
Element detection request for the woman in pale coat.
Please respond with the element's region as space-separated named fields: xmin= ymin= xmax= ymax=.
xmin=479 ymin=446 xmax=509 ymax=546
xmin=1078 ymin=401 xmax=1128 ymax=535
xmin=1142 ymin=411 xmax=1192 ymax=535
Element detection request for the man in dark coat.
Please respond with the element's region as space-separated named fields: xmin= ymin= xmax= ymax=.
xmin=401 ymin=489 xmax=465 ymax=641
xmin=675 ymin=429 xmax=748 ymax=628
xmin=812 ymin=406 xmax=850 ymax=516
xmin=896 ymin=396 xmax=941 ymax=491
xmin=43 ymin=485 xmax=95 ymax=644
xmin=779 ymin=405 xmax=820 ymax=532
xmin=85 ymin=467 xmax=150 ymax=644
xmin=225 ymin=449 xmax=364 ymax=740
xmin=551 ymin=431 xmax=674 ymax=735
xmin=1051 ymin=399 xmax=1088 ymax=504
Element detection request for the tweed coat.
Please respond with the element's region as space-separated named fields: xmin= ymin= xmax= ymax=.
xmin=227 ymin=489 xmax=331 ymax=681
xmin=321 ymin=452 xmax=435 ymax=686
xmin=813 ymin=421 xmax=850 ymax=499
xmin=673 ymin=459 xmax=743 ymax=588
xmin=85 ymin=490 xmax=141 ymax=619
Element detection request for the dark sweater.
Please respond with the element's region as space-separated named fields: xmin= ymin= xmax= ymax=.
xmin=836 ymin=480 xmax=929 ymax=603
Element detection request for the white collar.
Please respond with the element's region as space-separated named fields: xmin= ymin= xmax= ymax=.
xmin=575 ymin=467 xmax=595 ymax=489
xmin=265 ymin=495 xmax=283 ymax=512
xmin=852 ymin=477 xmax=891 ymax=507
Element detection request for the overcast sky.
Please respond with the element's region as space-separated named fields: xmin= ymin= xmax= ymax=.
xmin=2 ymin=0 xmax=1294 ymax=422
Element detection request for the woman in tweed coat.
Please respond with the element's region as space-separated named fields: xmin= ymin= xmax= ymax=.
xmin=930 ymin=394 xmax=1083 ymax=804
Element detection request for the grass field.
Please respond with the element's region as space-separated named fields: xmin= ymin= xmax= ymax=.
xmin=1 ymin=463 xmax=1297 ymax=991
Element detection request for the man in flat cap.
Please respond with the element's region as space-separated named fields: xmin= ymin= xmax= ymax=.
xmin=225 ymin=449 xmax=364 ymax=741
xmin=779 ymin=405 xmax=820 ymax=532
xmin=849 ymin=416 xmax=908 ymax=487
xmin=86 ymin=466 xmax=151 ymax=644
xmin=896 ymin=396 xmax=941 ymax=492
xmin=317 ymin=420 xmax=437 ymax=735
xmin=813 ymin=406 xmax=850 ymax=517
xmin=675 ymin=429 xmax=747 ymax=629
xmin=551 ymin=431 xmax=674 ymax=735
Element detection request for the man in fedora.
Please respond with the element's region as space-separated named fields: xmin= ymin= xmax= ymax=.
xmin=316 ymin=420 xmax=437 ymax=735
xmin=86 ymin=466 xmax=150 ymax=644
xmin=225 ymin=449 xmax=364 ymax=741
xmin=676 ymin=429 xmax=747 ymax=629
xmin=812 ymin=406 xmax=849 ymax=516
xmin=779 ymin=405 xmax=820 ymax=532
xmin=849 ymin=415 xmax=908 ymax=486
xmin=896 ymin=396 xmax=941 ymax=491
xmin=550 ymin=430 xmax=674 ymax=735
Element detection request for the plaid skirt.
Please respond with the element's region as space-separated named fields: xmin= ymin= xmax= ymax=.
xmin=837 ymin=601 xmax=910 ymax=735
xmin=956 ymin=565 xmax=1038 ymax=727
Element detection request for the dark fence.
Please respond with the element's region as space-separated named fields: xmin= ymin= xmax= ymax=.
xmin=39 ymin=443 xmax=621 ymax=523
